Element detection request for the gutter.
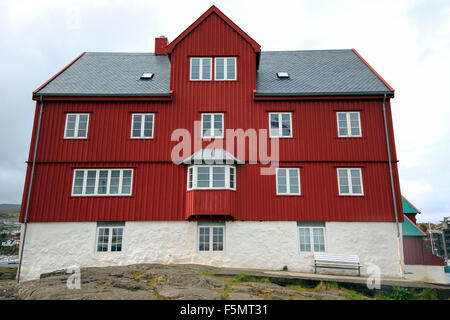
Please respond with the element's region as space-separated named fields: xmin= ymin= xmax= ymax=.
xmin=382 ymin=93 xmax=404 ymax=277
xmin=16 ymin=96 xmax=45 ymax=283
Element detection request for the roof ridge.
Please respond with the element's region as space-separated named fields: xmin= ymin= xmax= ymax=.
xmin=261 ymin=49 xmax=353 ymax=53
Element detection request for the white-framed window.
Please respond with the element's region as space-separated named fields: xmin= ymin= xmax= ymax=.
xmin=72 ymin=169 xmax=133 ymax=196
xmin=337 ymin=112 xmax=362 ymax=137
xmin=276 ymin=168 xmax=300 ymax=195
xmin=201 ymin=113 xmax=224 ymax=138
xmin=96 ymin=225 xmax=124 ymax=252
xmin=214 ymin=57 xmax=236 ymax=80
xmin=131 ymin=113 xmax=154 ymax=138
xmin=187 ymin=165 xmax=236 ymax=190
xmin=298 ymin=226 xmax=325 ymax=252
xmin=190 ymin=57 xmax=212 ymax=80
xmin=198 ymin=225 xmax=224 ymax=252
xmin=269 ymin=112 xmax=292 ymax=138
xmin=64 ymin=113 xmax=89 ymax=138
xmin=337 ymin=168 xmax=363 ymax=195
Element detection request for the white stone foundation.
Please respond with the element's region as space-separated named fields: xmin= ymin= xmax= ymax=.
xmin=19 ymin=221 xmax=402 ymax=281
xmin=404 ymin=265 xmax=447 ymax=284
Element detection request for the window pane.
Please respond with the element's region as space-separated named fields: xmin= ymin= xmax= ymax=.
xmin=144 ymin=114 xmax=153 ymax=137
xmin=299 ymin=228 xmax=311 ymax=252
xmin=338 ymin=113 xmax=347 ymax=121
xmin=97 ymin=228 xmax=109 ymax=252
xmin=202 ymin=114 xmax=212 ymax=137
xmin=213 ymin=227 xmax=223 ymax=251
xmin=85 ymin=170 xmax=97 ymax=194
xmin=188 ymin=167 xmax=193 ymax=189
xmin=111 ymin=227 xmax=123 ymax=252
xmin=197 ymin=167 xmax=210 ymax=188
xmin=213 ymin=114 xmax=223 ymax=137
xmin=98 ymin=170 xmax=108 ymax=194
xmin=65 ymin=115 xmax=76 ymax=137
xmin=313 ymin=228 xmax=325 ymax=252
xmin=230 ymin=167 xmax=235 ymax=189
xmin=121 ymin=170 xmax=132 ymax=194
xmin=270 ymin=114 xmax=280 ymax=137
xmin=110 ymin=170 xmax=120 ymax=194
xmin=202 ymin=58 xmax=211 ymax=79
xmin=73 ymin=171 xmax=84 ymax=194
xmin=215 ymin=58 xmax=224 ymax=80
xmin=277 ymin=169 xmax=287 ymax=193
xmin=212 ymin=167 xmax=225 ymax=188
xmin=281 ymin=114 xmax=291 ymax=136
xmin=132 ymin=114 xmax=142 ymax=137
xmin=199 ymin=227 xmax=210 ymax=251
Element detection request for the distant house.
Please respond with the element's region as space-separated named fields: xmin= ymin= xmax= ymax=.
xmin=401 ymin=196 xmax=446 ymax=283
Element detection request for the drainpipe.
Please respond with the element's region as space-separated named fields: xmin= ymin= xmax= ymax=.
xmin=16 ymin=95 xmax=44 ymax=283
xmin=382 ymin=93 xmax=404 ymax=277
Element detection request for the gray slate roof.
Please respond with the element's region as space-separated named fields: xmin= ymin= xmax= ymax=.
xmin=35 ymin=49 xmax=393 ymax=97
xmin=256 ymin=50 xmax=392 ymax=96
xmin=36 ymin=52 xmax=171 ymax=96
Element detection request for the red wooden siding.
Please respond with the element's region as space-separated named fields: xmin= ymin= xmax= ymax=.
xmin=20 ymin=10 xmax=403 ymax=224
xmin=403 ymin=237 xmax=444 ymax=266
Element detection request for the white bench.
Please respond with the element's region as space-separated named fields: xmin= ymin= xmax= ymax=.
xmin=313 ymin=252 xmax=362 ymax=276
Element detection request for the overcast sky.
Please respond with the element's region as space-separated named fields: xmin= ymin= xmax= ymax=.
xmin=0 ymin=0 xmax=449 ymax=223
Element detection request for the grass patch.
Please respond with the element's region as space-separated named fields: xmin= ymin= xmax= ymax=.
xmin=340 ymin=289 xmax=368 ymax=300
xmin=221 ymin=293 xmax=229 ymax=300
xmin=282 ymin=266 xmax=288 ymax=271
xmin=233 ymin=273 xmax=271 ymax=283
xmin=413 ymin=288 xmax=438 ymax=300
xmin=375 ymin=287 xmax=438 ymax=301
xmin=133 ymin=270 xmax=146 ymax=280
xmin=201 ymin=272 xmax=215 ymax=277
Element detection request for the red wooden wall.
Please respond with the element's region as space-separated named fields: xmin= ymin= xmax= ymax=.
xmin=20 ymin=11 xmax=403 ymax=223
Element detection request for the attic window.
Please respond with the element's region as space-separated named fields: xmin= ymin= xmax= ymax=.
xmin=277 ymin=72 xmax=289 ymax=79
xmin=140 ymin=73 xmax=154 ymax=80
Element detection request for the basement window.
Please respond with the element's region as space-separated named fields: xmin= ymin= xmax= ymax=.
xmin=198 ymin=223 xmax=225 ymax=252
xmin=96 ymin=222 xmax=124 ymax=252
xmin=298 ymin=222 xmax=326 ymax=252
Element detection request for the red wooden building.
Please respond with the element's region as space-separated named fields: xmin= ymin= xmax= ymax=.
xmin=18 ymin=6 xmax=405 ymax=281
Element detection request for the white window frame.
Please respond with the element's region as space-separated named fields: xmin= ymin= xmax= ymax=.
xmin=197 ymin=225 xmax=225 ymax=252
xmin=96 ymin=226 xmax=124 ymax=253
xmin=130 ymin=113 xmax=155 ymax=139
xmin=190 ymin=57 xmax=212 ymax=81
xmin=269 ymin=112 xmax=293 ymax=138
xmin=214 ymin=57 xmax=237 ymax=81
xmin=187 ymin=165 xmax=236 ymax=190
xmin=71 ymin=169 xmax=133 ymax=196
xmin=337 ymin=168 xmax=364 ymax=196
xmin=201 ymin=113 xmax=224 ymax=139
xmin=336 ymin=112 xmax=362 ymax=137
xmin=64 ymin=113 xmax=90 ymax=139
xmin=298 ymin=227 xmax=326 ymax=253
xmin=276 ymin=168 xmax=301 ymax=195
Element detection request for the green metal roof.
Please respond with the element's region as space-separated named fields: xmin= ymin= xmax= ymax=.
xmin=402 ymin=196 xmax=420 ymax=214
xmin=402 ymin=215 xmax=426 ymax=237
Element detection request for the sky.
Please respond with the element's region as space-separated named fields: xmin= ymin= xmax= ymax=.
xmin=0 ymin=0 xmax=449 ymax=223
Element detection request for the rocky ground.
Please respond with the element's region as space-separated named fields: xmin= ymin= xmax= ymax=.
xmin=0 ymin=264 xmax=372 ymax=300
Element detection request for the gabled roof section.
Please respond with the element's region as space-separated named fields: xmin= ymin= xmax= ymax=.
xmin=255 ymin=49 xmax=394 ymax=97
xmin=402 ymin=196 xmax=421 ymax=215
xmin=182 ymin=149 xmax=244 ymax=165
xmin=402 ymin=214 xmax=427 ymax=237
xmin=166 ymin=5 xmax=261 ymax=54
xmin=33 ymin=52 xmax=171 ymax=98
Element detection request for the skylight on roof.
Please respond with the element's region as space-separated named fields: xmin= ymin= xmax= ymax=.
xmin=140 ymin=73 xmax=154 ymax=80
xmin=277 ymin=72 xmax=289 ymax=79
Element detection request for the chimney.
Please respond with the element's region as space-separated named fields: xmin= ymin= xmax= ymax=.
xmin=155 ymin=36 xmax=168 ymax=55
